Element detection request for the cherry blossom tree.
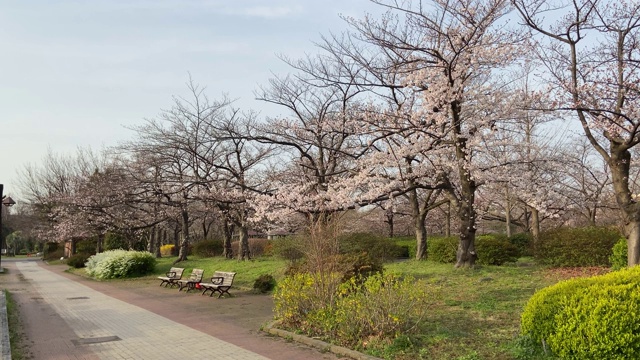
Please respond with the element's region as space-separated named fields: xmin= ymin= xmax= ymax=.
xmin=514 ymin=0 xmax=640 ymax=265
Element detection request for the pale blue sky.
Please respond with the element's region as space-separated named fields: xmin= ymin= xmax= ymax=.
xmin=0 ymin=0 xmax=375 ymax=197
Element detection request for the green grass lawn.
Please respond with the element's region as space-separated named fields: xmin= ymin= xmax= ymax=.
xmin=67 ymin=254 xmax=585 ymax=359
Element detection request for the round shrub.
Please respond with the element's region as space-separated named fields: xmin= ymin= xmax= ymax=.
xmin=475 ymin=235 xmax=519 ymax=265
xmin=549 ymin=282 xmax=640 ymax=359
xmin=193 ymin=239 xmax=223 ymax=257
xmin=66 ymin=253 xmax=91 ymax=268
xmin=428 ymin=236 xmax=459 ymax=263
xmin=253 ymin=274 xmax=276 ymax=293
xmin=521 ymin=266 xmax=640 ymax=358
xmin=610 ymin=238 xmax=628 ymax=270
xmin=536 ymin=227 xmax=621 ymax=267
xmin=85 ymin=250 xmax=156 ymax=279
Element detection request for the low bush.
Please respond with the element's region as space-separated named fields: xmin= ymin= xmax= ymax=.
xmin=509 ymin=233 xmax=533 ymax=257
xmin=43 ymin=242 xmax=63 ymax=261
xmin=253 ymin=274 xmax=276 ymax=293
xmin=475 ymin=235 xmax=519 ymax=265
xmin=521 ymin=266 xmax=640 ymax=358
xmin=192 ymin=239 xmax=223 ymax=257
xmin=338 ymin=233 xmax=406 ymax=262
xmin=428 ymin=236 xmax=459 ymax=263
xmin=393 ymin=237 xmax=417 ymax=259
xmin=66 ymin=254 xmax=91 ymax=268
xmin=610 ymin=238 xmax=628 ymax=270
xmin=271 ymin=237 xmax=305 ymax=261
xmin=249 ymin=238 xmax=269 ymax=257
xmin=274 ymin=271 xmax=436 ymax=349
xmin=76 ymin=238 xmax=97 ymax=255
xmin=85 ymin=250 xmax=156 ymax=279
xmin=536 ymin=227 xmax=621 ymax=267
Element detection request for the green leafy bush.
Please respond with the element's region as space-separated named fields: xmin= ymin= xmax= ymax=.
xmin=271 ymin=237 xmax=305 ymax=261
xmin=66 ymin=254 xmax=90 ymax=268
xmin=393 ymin=237 xmax=417 ymax=259
xmin=104 ymin=232 xmax=128 ymax=250
xmin=610 ymin=238 xmax=628 ymax=270
xmin=274 ymin=272 xmax=436 ymax=349
xmin=192 ymin=239 xmax=223 ymax=257
xmin=253 ymin=274 xmax=276 ymax=293
xmin=428 ymin=236 xmax=459 ymax=263
xmin=521 ymin=266 xmax=640 ymax=358
xmin=76 ymin=238 xmax=97 ymax=255
xmin=536 ymin=227 xmax=621 ymax=267
xmin=509 ymin=233 xmax=533 ymax=257
xmin=338 ymin=233 xmax=406 ymax=262
xmin=475 ymin=235 xmax=519 ymax=265
xmin=85 ymin=250 xmax=156 ymax=279
xmin=43 ymin=242 xmax=63 ymax=261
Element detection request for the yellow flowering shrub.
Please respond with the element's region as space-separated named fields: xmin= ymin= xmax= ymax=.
xmin=160 ymin=244 xmax=175 ymax=256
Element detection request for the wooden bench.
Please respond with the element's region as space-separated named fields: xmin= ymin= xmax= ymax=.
xmin=157 ymin=267 xmax=185 ymax=288
xmin=177 ymin=269 xmax=204 ymax=292
xmin=200 ymin=271 xmax=236 ymax=298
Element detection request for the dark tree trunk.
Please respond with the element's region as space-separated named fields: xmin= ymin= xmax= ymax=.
xmin=237 ymin=225 xmax=251 ymax=261
xmin=223 ymin=219 xmax=234 ymax=259
xmin=385 ymin=207 xmax=394 ymax=238
xmin=174 ymin=209 xmax=190 ymax=264
xmin=96 ymin=232 xmax=104 ymax=254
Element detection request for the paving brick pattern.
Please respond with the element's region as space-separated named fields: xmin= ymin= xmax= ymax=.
xmin=15 ymin=262 xmax=269 ymax=360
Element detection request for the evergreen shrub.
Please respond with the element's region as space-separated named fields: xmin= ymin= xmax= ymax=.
xmin=521 ymin=266 xmax=640 ymax=359
xmin=85 ymin=250 xmax=156 ymax=279
xmin=509 ymin=232 xmax=533 ymax=256
xmin=338 ymin=233 xmax=405 ymax=262
xmin=253 ymin=274 xmax=276 ymax=293
xmin=271 ymin=237 xmax=304 ymax=261
xmin=610 ymin=238 xmax=628 ymax=270
xmin=536 ymin=227 xmax=621 ymax=267
xmin=66 ymin=253 xmax=91 ymax=268
xmin=428 ymin=236 xmax=459 ymax=263
xmin=475 ymin=235 xmax=519 ymax=265
xmin=192 ymin=239 xmax=223 ymax=257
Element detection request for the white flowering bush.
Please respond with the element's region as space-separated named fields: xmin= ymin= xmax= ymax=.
xmin=85 ymin=250 xmax=156 ymax=279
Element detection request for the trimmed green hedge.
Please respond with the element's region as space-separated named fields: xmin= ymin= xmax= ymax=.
xmin=536 ymin=227 xmax=621 ymax=267
xmin=521 ymin=266 xmax=640 ymax=359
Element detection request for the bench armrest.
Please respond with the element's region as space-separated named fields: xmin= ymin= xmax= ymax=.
xmin=210 ymin=277 xmax=224 ymax=285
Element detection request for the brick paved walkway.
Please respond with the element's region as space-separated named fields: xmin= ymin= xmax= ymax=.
xmin=16 ymin=261 xmax=269 ymax=360
xmin=2 ymin=259 xmax=341 ymax=360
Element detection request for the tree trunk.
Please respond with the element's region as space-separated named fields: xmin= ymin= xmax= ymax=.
xmin=222 ymin=219 xmax=234 ymax=259
xmin=445 ymin=202 xmax=451 ymax=237
xmin=530 ymin=206 xmax=540 ymax=247
xmin=408 ymin=189 xmax=428 ymax=260
xmin=609 ymin=144 xmax=640 ymax=266
xmin=505 ymin=186 xmax=512 ymax=238
xmin=385 ymin=207 xmax=394 ymax=238
xmin=454 ymin=197 xmax=477 ymax=268
xmin=96 ymin=232 xmax=104 ymax=254
xmin=147 ymin=226 xmax=155 ymax=254
xmin=626 ymin=220 xmax=640 ymax=266
xmin=175 ymin=209 xmax=190 ymax=263
xmin=154 ymin=227 xmax=162 ymax=258
xmin=237 ymin=225 xmax=251 ymax=261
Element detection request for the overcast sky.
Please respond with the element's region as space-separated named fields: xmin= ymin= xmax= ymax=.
xmin=0 ymin=0 xmax=377 ymax=198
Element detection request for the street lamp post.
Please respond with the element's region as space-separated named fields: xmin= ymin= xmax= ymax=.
xmin=0 ymin=184 xmax=16 ymax=269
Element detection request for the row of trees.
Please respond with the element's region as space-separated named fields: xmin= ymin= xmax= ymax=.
xmin=13 ymin=0 xmax=640 ymax=267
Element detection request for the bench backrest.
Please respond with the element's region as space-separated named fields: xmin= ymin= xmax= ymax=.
xmin=168 ymin=267 xmax=185 ymax=279
xmin=188 ymin=269 xmax=204 ymax=282
xmin=212 ymin=271 xmax=236 ymax=286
